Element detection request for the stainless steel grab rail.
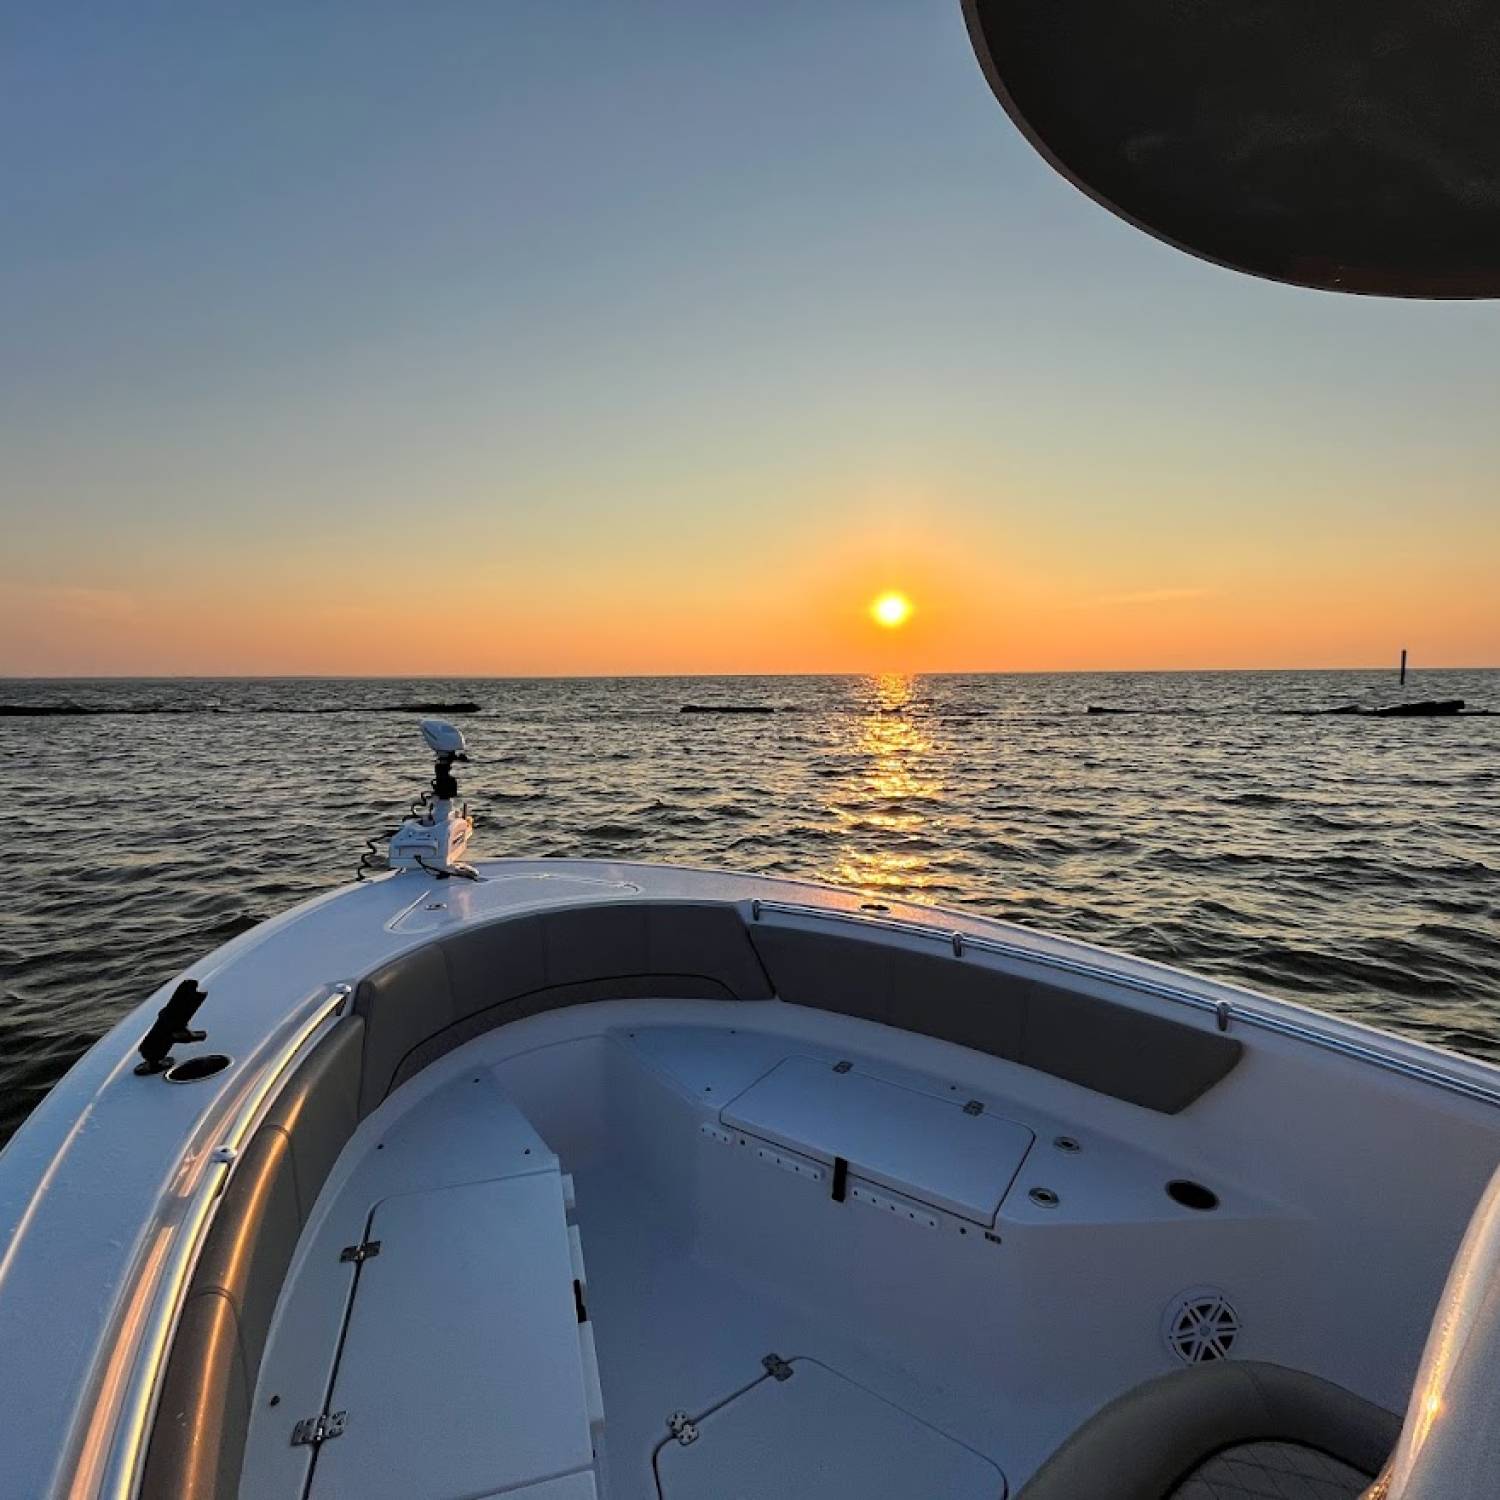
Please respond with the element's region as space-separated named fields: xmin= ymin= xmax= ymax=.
xmin=78 ymin=982 xmax=352 ymax=1500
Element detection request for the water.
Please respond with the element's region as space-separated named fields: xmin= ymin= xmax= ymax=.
xmin=2 ymin=671 xmax=1497 ymax=1146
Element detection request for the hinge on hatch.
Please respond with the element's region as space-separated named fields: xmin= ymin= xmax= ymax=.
xmin=339 ymin=1239 xmax=382 ymax=1264
xmin=962 ymin=1099 xmax=984 ymax=1116
xmin=667 ymin=1410 xmax=699 ymax=1445
xmin=290 ymin=1411 xmax=346 ymax=1448
xmin=762 ymin=1352 xmax=794 ymax=1381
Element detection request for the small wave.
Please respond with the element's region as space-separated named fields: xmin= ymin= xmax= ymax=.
xmin=680 ymin=703 xmax=774 ymax=715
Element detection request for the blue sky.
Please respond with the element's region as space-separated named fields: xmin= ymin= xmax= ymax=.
xmin=2 ymin=2 xmax=1496 ymax=673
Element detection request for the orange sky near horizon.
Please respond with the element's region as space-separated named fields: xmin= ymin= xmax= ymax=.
xmin=4 ymin=485 xmax=1494 ymax=676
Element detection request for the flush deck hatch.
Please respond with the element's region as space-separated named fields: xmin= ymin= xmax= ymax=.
xmin=655 ymin=1357 xmax=1004 ymax=1498
xmin=306 ymin=1175 xmax=596 ymax=1500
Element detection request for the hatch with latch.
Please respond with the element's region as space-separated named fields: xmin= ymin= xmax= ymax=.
xmin=722 ymin=1057 xmax=1033 ymax=1225
xmin=303 ymin=1174 xmax=600 ymax=1500
xmin=654 ymin=1355 xmax=1004 ymax=1498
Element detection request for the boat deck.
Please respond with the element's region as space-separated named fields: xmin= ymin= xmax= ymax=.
xmin=238 ymin=997 xmax=1306 ymax=1498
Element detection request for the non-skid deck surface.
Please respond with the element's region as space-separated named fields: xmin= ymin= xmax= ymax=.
xmin=571 ymin=1162 xmax=1010 ymax=1499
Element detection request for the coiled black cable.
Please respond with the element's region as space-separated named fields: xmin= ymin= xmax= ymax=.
xmin=356 ymin=830 xmax=395 ymax=881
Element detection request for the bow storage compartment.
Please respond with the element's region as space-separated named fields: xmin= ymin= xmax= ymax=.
xmin=654 ymin=1357 xmax=1005 ymax=1499
xmin=721 ymin=1057 xmax=1034 ymax=1227
xmin=305 ymin=1174 xmax=603 ymax=1500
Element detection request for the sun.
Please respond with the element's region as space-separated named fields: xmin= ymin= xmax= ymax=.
xmin=870 ymin=591 xmax=914 ymax=629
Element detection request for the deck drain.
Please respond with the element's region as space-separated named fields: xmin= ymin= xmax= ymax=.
xmin=1028 ymin=1186 xmax=1059 ymax=1208
xmin=1163 ymin=1288 xmax=1240 ymax=1364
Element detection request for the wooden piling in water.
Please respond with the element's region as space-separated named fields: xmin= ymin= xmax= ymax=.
xmin=1400 ymin=648 xmax=1407 ymax=685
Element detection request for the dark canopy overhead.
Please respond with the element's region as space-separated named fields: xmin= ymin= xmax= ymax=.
xmin=962 ymin=0 xmax=1500 ymax=298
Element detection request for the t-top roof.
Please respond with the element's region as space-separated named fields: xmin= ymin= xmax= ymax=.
xmin=962 ymin=0 xmax=1500 ymax=298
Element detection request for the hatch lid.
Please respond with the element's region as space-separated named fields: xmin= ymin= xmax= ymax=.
xmin=722 ymin=1057 xmax=1032 ymax=1226
xmin=307 ymin=1174 xmax=596 ymax=1500
xmin=655 ymin=1357 xmax=1004 ymax=1498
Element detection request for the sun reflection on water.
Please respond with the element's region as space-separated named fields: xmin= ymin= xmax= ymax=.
xmin=825 ymin=674 xmax=946 ymax=897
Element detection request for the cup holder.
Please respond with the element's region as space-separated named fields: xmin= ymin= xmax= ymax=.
xmin=1167 ymin=1179 xmax=1219 ymax=1212
xmin=165 ymin=1054 xmax=233 ymax=1083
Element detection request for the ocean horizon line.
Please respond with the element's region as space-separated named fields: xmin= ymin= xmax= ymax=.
xmin=1 ymin=663 xmax=1495 ymax=684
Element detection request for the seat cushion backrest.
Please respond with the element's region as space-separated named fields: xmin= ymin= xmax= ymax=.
xmin=748 ymin=923 xmax=1242 ymax=1113
xmin=360 ymin=902 xmax=776 ymax=1107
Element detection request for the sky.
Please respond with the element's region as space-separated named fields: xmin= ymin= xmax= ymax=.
xmin=1 ymin=2 xmax=1497 ymax=676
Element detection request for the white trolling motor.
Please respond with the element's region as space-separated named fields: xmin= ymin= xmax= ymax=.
xmin=387 ymin=718 xmax=477 ymax=879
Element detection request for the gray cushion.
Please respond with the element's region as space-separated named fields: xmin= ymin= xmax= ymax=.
xmin=190 ymin=1125 xmax=300 ymax=1374
xmin=643 ymin=902 xmax=774 ymax=997
xmin=1016 ymin=1361 xmax=1400 ymax=1500
xmin=1170 ymin=1441 xmax=1374 ymax=1499
xmin=439 ymin=903 xmax=773 ymax=1022
xmin=1016 ymin=977 xmax=1237 ymax=1113
xmin=749 ymin=925 xmax=1242 ymax=1113
xmin=543 ymin=904 xmax=649 ymax=986
xmin=354 ymin=942 xmax=455 ymax=1115
xmin=442 ymin=914 xmax=547 ymax=1019
xmin=142 ymin=1020 xmax=366 ymax=1500
xmin=363 ymin=903 xmax=775 ymax=1109
xmin=261 ymin=1015 xmax=363 ymax=1219
xmin=141 ymin=1290 xmax=249 ymax=1500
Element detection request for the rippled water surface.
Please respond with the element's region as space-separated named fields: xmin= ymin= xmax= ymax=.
xmin=2 ymin=670 xmax=1497 ymax=1144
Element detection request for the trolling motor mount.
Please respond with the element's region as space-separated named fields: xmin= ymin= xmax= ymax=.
xmin=387 ymin=719 xmax=477 ymax=879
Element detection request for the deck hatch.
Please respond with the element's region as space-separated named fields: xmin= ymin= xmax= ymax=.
xmin=654 ymin=1357 xmax=1004 ymax=1498
xmin=721 ymin=1057 xmax=1033 ymax=1226
xmin=306 ymin=1175 xmax=597 ymax=1500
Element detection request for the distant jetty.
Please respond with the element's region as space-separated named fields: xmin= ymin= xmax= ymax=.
xmin=1086 ymin=699 xmax=1488 ymax=719
xmin=680 ymin=704 xmax=775 ymax=715
xmin=1324 ymin=699 xmax=1466 ymax=717
xmin=0 ymin=699 xmax=482 ymax=718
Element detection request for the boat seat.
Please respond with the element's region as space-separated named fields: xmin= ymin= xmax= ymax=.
xmin=1014 ymin=1360 xmax=1400 ymax=1500
xmin=355 ymin=904 xmax=1243 ymax=1117
xmin=749 ymin=924 xmax=1243 ymax=1113
xmin=357 ymin=902 xmax=776 ymax=1112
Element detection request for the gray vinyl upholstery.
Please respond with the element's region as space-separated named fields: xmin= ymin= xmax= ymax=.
xmin=145 ymin=1290 xmax=249 ymax=1500
xmin=1015 ymin=1361 xmax=1401 ymax=1500
xmin=140 ymin=1016 xmax=365 ymax=1500
xmin=749 ymin=925 xmax=1242 ymax=1112
xmin=1170 ymin=1441 xmax=1374 ymax=1499
xmin=357 ymin=902 xmax=776 ymax=1111
xmin=357 ymin=907 xmax=1241 ymax=1116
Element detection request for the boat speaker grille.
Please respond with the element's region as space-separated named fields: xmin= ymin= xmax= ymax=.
xmin=1163 ymin=1288 xmax=1240 ymax=1364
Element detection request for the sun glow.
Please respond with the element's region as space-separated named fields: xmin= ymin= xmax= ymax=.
xmin=870 ymin=591 xmax=913 ymax=629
